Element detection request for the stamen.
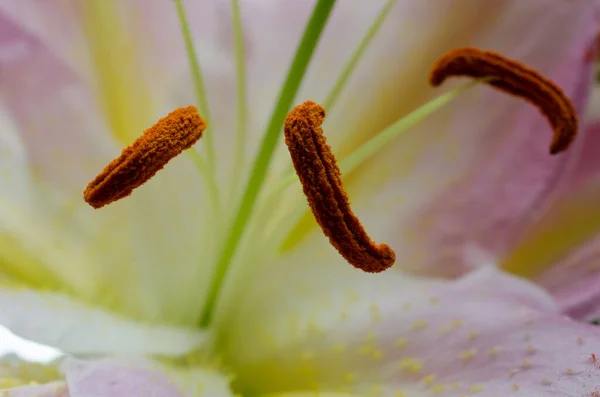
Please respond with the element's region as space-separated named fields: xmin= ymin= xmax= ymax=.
xmin=429 ymin=47 xmax=578 ymax=155
xmin=84 ymin=106 xmax=205 ymax=209
xmin=284 ymin=101 xmax=396 ymax=273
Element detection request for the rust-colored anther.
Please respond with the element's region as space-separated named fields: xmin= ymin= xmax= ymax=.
xmin=84 ymin=106 xmax=205 ymax=209
xmin=429 ymin=47 xmax=578 ymax=155
xmin=284 ymin=101 xmax=396 ymax=273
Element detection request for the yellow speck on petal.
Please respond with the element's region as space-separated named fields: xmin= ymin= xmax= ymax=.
xmin=402 ymin=302 xmax=411 ymax=311
xmin=460 ymin=348 xmax=477 ymax=361
xmin=439 ymin=324 xmax=452 ymax=334
xmin=488 ymin=346 xmax=500 ymax=357
xmin=398 ymin=358 xmax=424 ymax=374
xmin=523 ymin=332 xmax=532 ymax=341
xmin=508 ymin=369 xmax=516 ymax=377
xmin=452 ymin=319 xmax=463 ymax=328
xmin=343 ymin=372 xmax=357 ymax=383
xmin=394 ymin=391 xmax=407 ymax=397
xmin=0 ymin=379 xmax=16 ymax=389
xmin=468 ymin=331 xmax=479 ymax=341
xmin=451 ymin=382 xmax=462 ymax=391
xmin=521 ymin=359 xmax=531 ymax=369
xmin=370 ymin=303 xmax=382 ymax=322
xmin=430 ymin=384 xmax=445 ymax=394
xmin=370 ymin=384 xmax=383 ymax=397
xmin=412 ymin=320 xmax=428 ymax=330
xmin=429 ymin=297 xmax=440 ymax=305
xmin=577 ymin=337 xmax=584 ymax=345
xmin=347 ymin=289 xmax=361 ymax=302
xmin=395 ymin=338 xmax=407 ymax=348
xmin=339 ymin=310 xmax=349 ymax=321
xmin=365 ymin=331 xmax=377 ymax=342
xmin=566 ymin=368 xmax=574 ymax=375
xmin=512 ymin=384 xmax=520 ymax=391
xmin=541 ymin=378 xmax=551 ymax=386
xmin=307 ymin=321 xmax=323 ymax=335
xmin=359 ymin=344 xmax=374 ymax=355
xmin=423 ymin=374 xmax=436 ymax=386
xmin=527 ymin=345 xmax=536 ymax=354
xmin=372 ymin=349 xmax=384 ymax=360
xmin=469 ymin=384 xmax=484 ymax=393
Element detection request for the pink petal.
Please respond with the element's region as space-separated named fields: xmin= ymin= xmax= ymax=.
xmin=220 ymin=254 xmax=600 ymax=396
xmin=340 ymin=0 xmax=600 ymax=279
xmin=529 ymin=118 xmax=600 ymax=319
xmin=504 ymin=121 xmax=600 ymax=321
xmin=63 ymin=358 xmax=184 ymax=397
xmin=565 ymin=121 xmax=600 ymax=191
xmin=0 ymin=9 xmax=117 ymax=193
xmin=537 ymin=233 xmax=600 ymax=322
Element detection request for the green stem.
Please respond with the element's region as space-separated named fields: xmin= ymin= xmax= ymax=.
xmin=323 ymin=0 xmax=396 ymax=111
xmin=174 ymin=0 xmax=216 ymax=172
xmin=229 ymin=0 xmax=249 ymax=204
xmin=199 ymin=0 xmax=337 ymax=328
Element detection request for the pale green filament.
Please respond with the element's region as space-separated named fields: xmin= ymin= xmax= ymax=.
xmin=174 ymin=0 xmax=216 ymax=170
xmin=229 ymin=0 xmax=249 ymax=204
xmin=174 ymin=0 xmax=222 ymax=223
xmin=323 ymin=0 xmax=397 ymax=111
xmin=338 ymin=79 xmax=480 ymax=174
xmin=199 ymin=0 xmax=337 ymax=328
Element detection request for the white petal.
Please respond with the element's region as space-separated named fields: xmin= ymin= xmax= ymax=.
xmin=0 ymin=288 xmax=205 ymax=356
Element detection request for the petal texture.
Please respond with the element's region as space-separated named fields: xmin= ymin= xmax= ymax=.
xmin=63 ymin=358 xmax=184 ymax=397
xmin=219 ymin=240 xmax=600 ymax=396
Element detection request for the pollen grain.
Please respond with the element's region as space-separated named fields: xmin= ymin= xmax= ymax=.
xmin=429 ymin=47 xmax=577 ymax=154
xmin=284 ymin=100 xmax=396 ymax=273
xmin=84 ymin=106 xmax=205 ymax=208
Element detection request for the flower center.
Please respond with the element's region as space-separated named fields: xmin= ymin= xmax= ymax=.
xmin=81 ymin=2 xmax=578 ymax=330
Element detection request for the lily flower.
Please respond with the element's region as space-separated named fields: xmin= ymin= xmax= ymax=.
xmin=0 ymin=1 xmax=600 ymax=396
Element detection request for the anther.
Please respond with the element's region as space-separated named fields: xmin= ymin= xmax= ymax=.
xmin=84 ymin=106 xmax=205 ymax=208
xmin=429 ymin=47 xmax=578 ymax=154
xmin=284 ymin=101 xmax=396 ymax=273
